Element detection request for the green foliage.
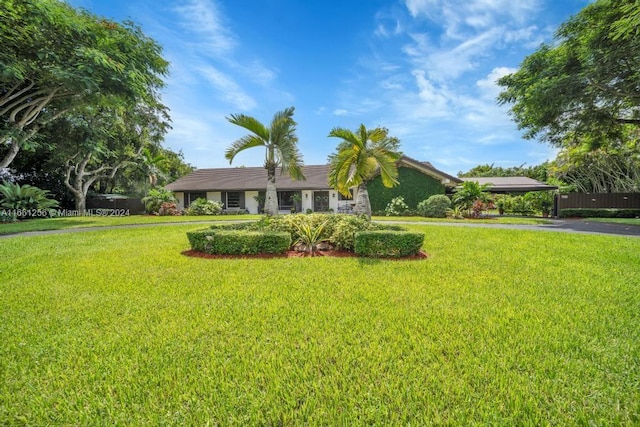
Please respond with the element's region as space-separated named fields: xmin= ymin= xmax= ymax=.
xmin=458 ymin=163 xmax=550 ymax=181
xmin=526 ymin=191 xmax=555 ymax=215
xmin=142 ymin=188 xmax=175 ymax=214
xmin=384 ymin=196 xmax=409 ymax=216
xmin=225 ymin=107 xmax=305 ymax=216
xmin=446 ymin=206 xmax=465 ymax=219
xmin=0 ymin=180 xmax=59 ymax=218
xmin=368 ymin=167 xmax=445 ymax=212
xmin=327 ymin=125 xmax=402 ymax=216
xmin=187 ymin=229 xmax=290 ymax=255
xmin=452 ymin=181 xmax=491 ymax=210
xmin=559 ymin=208 xmax=640 ymax=218
xmin=0 ymin=0 xmax=169 ymax=168
xmin=329 ymin=214 xmax=376 ymax=251
xmin=184 ymin=198 xmax=223 ymax=216
xmin=354 ymin=230 xmax=424 ymax=258
xmin=417 ymin=194 xmax=451 ymax=218
xmin=292 ymin=219 xmax=328 ymax=255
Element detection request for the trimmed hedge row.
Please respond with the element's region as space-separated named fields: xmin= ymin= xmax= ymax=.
xmin=187 ymin=230 xmax=291 ymax=255
xmin=354 ymin=230 xmax=424 ymax=258
xmin=559 ymin=208 xmax=640 ymax=218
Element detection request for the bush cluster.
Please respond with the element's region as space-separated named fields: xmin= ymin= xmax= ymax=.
xmin=185 ymin=198 xmax=223 ymax=216
xmin=384 ymin=196 xmax=409 ymax=216
xmin=559 ymin=208 xmax=640 ymax=218
xmin=417 ymin=194 xmax=451 ymax=218
xmin=187 ymin=230 xmax=290 ymax=255
xmin=354 ymin=230 xmax=424 ymax=258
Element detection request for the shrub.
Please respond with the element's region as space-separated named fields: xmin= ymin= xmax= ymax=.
xmin=257 ymin=213 xmax=339 ymax=243
xmin=185 ymin=198 xmax=223 ymax=216
xmin=187 ymin=230 xmax=291 ymax=255
xmin=293 ymin=219 xmax=328 ymax=256
xmin=354 ymin=230 xmax=424 ymax=258
xmin=142 ymin=188 xmax=175 ymax=214
xmin=158 ymin=202 xmax=181 ymax=216
xmin=0 ymin=181 xmax=59 ymax=218
xmin=385 ymin=196 xmax=409 ymax=216
xmin=559 ymin=208 xmax=640 ymax=218
xmin=446 ymin=206 xmax=465 ymax=219
xmin=470 ymin=199 xmax=486 ymax=218
xmin=417 ymin=194 xmax=451 ymax=218
xmin=329 ymin=214 xmax=374 ymax=251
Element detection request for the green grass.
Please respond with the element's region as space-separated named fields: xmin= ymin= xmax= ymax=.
xmin=0 ymin=214 xmax=261 ymax=235
xmin=1 ymin=225 xmax=639 ymax=424
xmin=586 ymin=218 xmax=640 ymax=226
xmin=373 ymin=215 xmax=552 ymax=225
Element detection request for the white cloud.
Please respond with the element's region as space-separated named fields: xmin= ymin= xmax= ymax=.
xmin=476 ymin=66 xmax=516 ymax=99
xmin=197 ymin=66 xmax=257 ymax=110
xmin=333 ymin=109 xmax=349 ymax=116
xmin=174 ymin=0 xmax=235 ymax=54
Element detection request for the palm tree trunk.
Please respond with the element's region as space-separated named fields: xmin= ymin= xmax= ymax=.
xmin=353 ymin=182 xmax=372 ymax=218
xmin=264 ymin=162 xmax=279 ymax=215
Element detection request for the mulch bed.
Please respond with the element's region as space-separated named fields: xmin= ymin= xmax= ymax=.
xmin=182 ymin=249 xmax=428 ymax=260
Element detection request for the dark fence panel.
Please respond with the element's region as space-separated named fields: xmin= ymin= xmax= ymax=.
xmin=86 ymin=197 xmax=145 ymax=214
xmin=557 ymin=193 xmax=640 ymax=210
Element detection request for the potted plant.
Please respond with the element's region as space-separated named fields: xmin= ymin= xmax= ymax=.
xmin=290 ymin=193 xmax=302 ymax=213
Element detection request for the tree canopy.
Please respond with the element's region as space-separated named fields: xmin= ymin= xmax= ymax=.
xmin=0 ymin=0 xmax=168 ymax=168
xmin=497 ymin=0 xmax=640 ymax=149
xmin=327 ymin=125 xmax=402 ymax=217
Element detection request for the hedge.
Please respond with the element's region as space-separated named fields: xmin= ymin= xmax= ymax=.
xmin=187 ymin=229 xmax=291 ymax=255
xmin=559 ymin=208 xmax=640 ymax=218
xmin=354 ymin=230 xmax=424 ymax=258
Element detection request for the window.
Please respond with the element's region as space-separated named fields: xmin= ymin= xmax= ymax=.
xmin=186 ymin=192 xmax=206 ymax=207
xmin=226 ymin=192 xmax=240 ymax=208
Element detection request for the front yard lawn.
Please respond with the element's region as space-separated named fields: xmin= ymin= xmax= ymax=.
xmin=0 ymin=225 xmax=638 ymax=424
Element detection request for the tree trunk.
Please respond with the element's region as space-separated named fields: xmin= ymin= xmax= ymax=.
xmin=353 ymin=182 xmax=372 ymax=218
xmin=0 ymin=139 xmax=20 ymax=169
xmin=264 ymin=162 xmax=279 ymax=215
xmin=75 ymin=192 xmax=87 ymax=213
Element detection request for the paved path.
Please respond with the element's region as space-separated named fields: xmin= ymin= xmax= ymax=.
xmin=1 ymin=218 xmax=639 ymax=239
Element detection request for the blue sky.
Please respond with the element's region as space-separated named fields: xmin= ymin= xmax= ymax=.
xmin=69 ymin=0 xmax=591 ymax=175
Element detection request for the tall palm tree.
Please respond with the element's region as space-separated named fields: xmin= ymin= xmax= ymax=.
xmin=225 ymin=106 xmax=305 ymax=215
xmin=327 ymin=125 xmax=402 ymax=217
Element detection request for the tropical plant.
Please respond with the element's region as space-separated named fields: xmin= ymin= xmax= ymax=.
xmin=384 ymin=196 xmax=409 ymax=216
xmin=142 ymin=188 xmax=175 ymax=214
xmin=292 ymin=219 xmax=328 ymax=256
xmin=185 ymin=198 xmax=223 ymax=216
xmin=526 ymin=191 xmax=555 ymax=216
xmin=327 ymin=125 xmax=402 ymax=218
xmin=452 ymin=181 xmax=491 ymax=212
xmin=225 ymin=107 xmax=305 ymax=216
xmin=0 ymin=181 xmax=59 ymax=218
xmin=446 ymin=205 xmax=465 ymax=219
xmin=417 ymin=194 xmax=451 ymax=218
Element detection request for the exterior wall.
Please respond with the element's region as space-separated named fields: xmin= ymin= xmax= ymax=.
xmin=245 ymin=191 xmax=259 ymax=214
xmin=328 ymin=190 xmax=339 ymax=212
xmin=368 ymin=166 xmax=446 ymax=212
xmin=206 ymin=191 xmax=222 ymax=203
xmin=174 ymin=192 xmax=185 ymax=210
xmin=301 ymin=190 xmax=313 ymax=212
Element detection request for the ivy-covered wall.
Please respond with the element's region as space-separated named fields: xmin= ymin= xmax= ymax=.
xmin=368 ymin=166 xmax=446 ymax=212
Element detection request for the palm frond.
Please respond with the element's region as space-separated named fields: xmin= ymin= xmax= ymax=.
xmin=224 ymin=135 xmax=266 ymax=163
xmin=226 ymin=113 xmax=270 ymax=141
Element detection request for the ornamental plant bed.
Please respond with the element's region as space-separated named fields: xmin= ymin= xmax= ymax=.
xmin=181 ymin=249 xmax=428 ymax=260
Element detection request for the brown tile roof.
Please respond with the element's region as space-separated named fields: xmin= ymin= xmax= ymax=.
xmin=165 ymin=164 xmax=332 ymax=191
xmin=165 ymin=157 xmax=462 ymax=192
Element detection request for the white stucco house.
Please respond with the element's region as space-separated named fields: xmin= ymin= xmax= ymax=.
xmin=165 ymin=157 xmax=462 ymax=214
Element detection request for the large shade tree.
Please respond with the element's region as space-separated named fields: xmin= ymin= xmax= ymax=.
xmin=327 ymin=125 xmax=402 ymax=217
xmin=497 ymin=0 xmax=640 ymax=147
xmin=0 ymin=0 xmax=168 ymax=168
xmin=225 ymin=107 xmax=305 ymax=215
xmin=43 ymin=97 xmax=169 ymax=213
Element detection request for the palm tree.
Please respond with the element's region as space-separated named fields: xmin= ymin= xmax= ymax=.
xmin=327 ymin=125 xmax=402 ymax=217
xmin=225 ymin=107 xmax=305 ymax=215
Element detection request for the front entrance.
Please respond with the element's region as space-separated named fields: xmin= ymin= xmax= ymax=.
xmin=313 ymin=191 xmax=330 ymax=212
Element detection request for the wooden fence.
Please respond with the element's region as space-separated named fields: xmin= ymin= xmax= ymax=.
xmin=556 ymin=193 xmax=640 ymax=210
xmin=86 ymin=197 xmax=145 ymax=214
